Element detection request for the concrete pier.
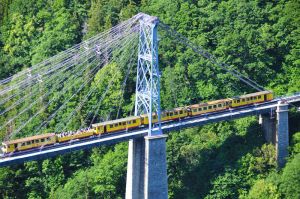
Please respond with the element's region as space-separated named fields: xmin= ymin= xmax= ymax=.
xmin=276 ymin=102 xmax=289 ymax=167
xmin=259 ymin=102 xmax=289 ymax=167
xmin=144 ymin=135 xmax=168 ymax=199
xmin=126 ymin=138 xmax=145 ymax=199
xmin=125 ymin=135 xmax=168 ymax=199
xmin=259 ymin=113 xmax=276 ymax=144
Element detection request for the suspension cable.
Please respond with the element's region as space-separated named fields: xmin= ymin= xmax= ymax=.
xmin=159 ymin=22 xmax=266 ymax=92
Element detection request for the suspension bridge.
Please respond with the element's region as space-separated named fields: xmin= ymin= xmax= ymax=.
xmin=0 ymin=13 xmax=299 ymax=199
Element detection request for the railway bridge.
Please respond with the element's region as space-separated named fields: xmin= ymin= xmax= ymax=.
xmin=0 ymin=13 xmax=299 ymax=199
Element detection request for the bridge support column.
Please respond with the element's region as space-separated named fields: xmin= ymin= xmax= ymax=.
xmin=144 ymin=134 xmax=168 ymax=199
xmin=276 ymin=102 xmax=289 ymax=167
xmin=126 ymin=135 xmax=168 ymax=199
xmin=259 ymin=113 xmax=276 ymax=144
xmin=126 ymin=138 xmax=145 ymax=199
xmin=259 ymin=102 xmax=289 ymax=167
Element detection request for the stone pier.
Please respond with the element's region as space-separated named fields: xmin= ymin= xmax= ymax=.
xmin=259 ymin=113 xmax=276 ymax=144
xmin=126 ymin=135 xmax=168 ymax=199
xmin=126 ymin=138 xmax=145 ymax=199
xmin=259 ymin=101 xmax=289 ymax=167
xmin=276 ymin=102 xmax=289 ymax=167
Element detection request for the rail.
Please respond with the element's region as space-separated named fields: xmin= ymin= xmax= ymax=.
xmin=0 ymin=94 xmax=299 ymax=167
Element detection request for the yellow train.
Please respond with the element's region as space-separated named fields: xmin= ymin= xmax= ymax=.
xmin=1 ymin=91 xmax=273 ymax=154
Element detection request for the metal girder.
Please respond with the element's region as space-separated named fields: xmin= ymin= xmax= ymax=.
xmin=135 ymin=14 xmax=162 ymax=136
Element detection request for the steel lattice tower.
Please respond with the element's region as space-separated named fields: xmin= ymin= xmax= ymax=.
xmin=135 ymin=14 xmax=162 ymax=136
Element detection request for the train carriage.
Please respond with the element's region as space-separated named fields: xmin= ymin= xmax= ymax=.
xmin=1 ymin=133 xmax=56 ymax=153
xmin=141 ymin=107 xmax=188 ymax=125
xmin=57 ymin=130 xmax=95 ymax=142
xmin=92 ymin=116 xmax=142 ymax=134
xmin=189 ymin=99 xmax=231 ymax=116
xmin=230 ymin=91 xmax=273 ymax=107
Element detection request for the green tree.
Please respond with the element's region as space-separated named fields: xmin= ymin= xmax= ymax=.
xmin=279 ymin=153 xmax=300 ymax=199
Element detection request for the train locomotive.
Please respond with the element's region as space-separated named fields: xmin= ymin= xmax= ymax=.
xmin=1 ymin=91 xmax=273 ymax=154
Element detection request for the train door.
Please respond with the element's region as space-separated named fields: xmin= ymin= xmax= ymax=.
xmin=264 ymin=94 xmax=267 ymax=101
xmin=14 ymin=144 xmax=18 ymax=151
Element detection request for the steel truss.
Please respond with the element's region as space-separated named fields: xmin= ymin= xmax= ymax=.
xmin=135 ymin=14 xmax=162 ymax=136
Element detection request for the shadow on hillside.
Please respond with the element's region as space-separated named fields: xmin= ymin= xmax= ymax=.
xmin=170 ymin=119 xmax=266 ymax=199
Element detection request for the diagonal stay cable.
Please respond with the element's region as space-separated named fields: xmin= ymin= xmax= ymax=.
xmin=81 ymin=36 xmax=138 ymax=128
xmin=115 ymin=42 xmax=138 ymax=119
xmin=0 ymin=16 xmax=140 ymax=101
xmin=89 ymin=40 xmax=139 ymax=125
xmin=35 ymin=33 xmax=139 ymax=135
xmin=0 ymin=15 xmax=140 ymax=87
xmin=0 ymin=20 xmax=138 ymax=97
xmin=1 ymin=51 xmax=99 ymax=135
xmin=0 ymin=27 xmax=136 ymax=106
xmin=0 ymin=28 xmax=137 ymax=115
xmin=159 ymin=22 xmax=265 ymax=92
xmin=7 ymin=56 xmax=101 ymax=140
xmin=57 ymin=34 xmax=139 ymax=132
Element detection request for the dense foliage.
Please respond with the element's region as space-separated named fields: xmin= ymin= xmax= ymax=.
xmin=0 ymin=0 xmax=299 ymax=198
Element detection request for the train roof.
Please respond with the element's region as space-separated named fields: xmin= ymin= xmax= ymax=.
xmin=189 ymin=99 xmax=230 ymax=108
xmin=230 ymin=91 xmax=272 ymax=99
xmin=92 ymin=116 xmax=141 ymax=127
xmin=2 ymin=133 xmax=56 ymax=145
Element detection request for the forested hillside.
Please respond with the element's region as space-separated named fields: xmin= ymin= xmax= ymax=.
xmin=0 ymin=0 xmax=299 ymax=198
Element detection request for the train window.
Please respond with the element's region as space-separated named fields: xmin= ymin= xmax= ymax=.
xmin=110 ymin=124 xmax=113 ymax=128
xmin=167 ymin=113 xmax=170 ymax=116
xmin=258 ymin=95 xmax=261 ymax=99
xmin=237 ymin=100 xmax=240 ymax=103
xmin=36 ymin=140 xmax=39 ymax=143
xmin=203 ymin=107 xmax=207 ymax=110
xmin=123 ymin=122 xmax=126 ymax=125
xmin=193 ymin=109 xmax=197 ymax=112
xmin=119 ymin=122 xmax=122 ymax=126
xmin=128 ymin=121 xmax=131 ymax=124
xmin=41 ymin=138 xmax=45 ymax=142
xmin=242 ymin=99 xmax=245 ymax=102
xmin=246 ymin=98 xmax=249 ymax=101
xmin=250 ymin=97 xmax=253 ymax=100
xmin=218 ymin=104 xmax=222 ymax=107
xmin=208 ymin=106 xmax=212 ymax=109
xmin=27 ymin=141 xmax=31 ymax=145
xmin=21 ymin=143 xmax=25 ymax=146
xmin=46 ymin=138 xmax=51 ymax=141
xmin=174 ymin=112 xmax=178 ymax=115
xmin=14 ymin=144 xmax=18 ymax=148
xmin=180 ymin=110 xmax=183 ymax=114
xmin=198 ymin=108 xmax=202 ymax=111
xmin=254 ymin=96 xmax=257 ymax=100
xmin=115 ymin=124 xmax=118 ymax=127
xmin=153 ymin=116 xmax=157 ymax=119
xmin=213 ymin=105 xmax=217 ymax=108
xmin=133 ymin=120 xmax=136 ymax=123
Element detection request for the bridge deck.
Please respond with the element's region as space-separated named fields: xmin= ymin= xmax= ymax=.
xmin=0 ymin=94 xmax=299 ymax=167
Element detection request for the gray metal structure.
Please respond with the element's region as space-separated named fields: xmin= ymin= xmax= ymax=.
xmin=135 ymin=14 xmax=162 ymax=136
xmin=128 ymin=14 xmax=167 ymax=199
